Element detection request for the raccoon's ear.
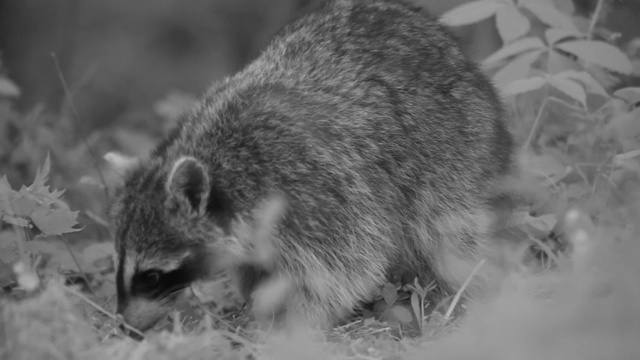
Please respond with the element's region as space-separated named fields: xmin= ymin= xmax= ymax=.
xmin=166 ymin=156 xmax=210 ymax=214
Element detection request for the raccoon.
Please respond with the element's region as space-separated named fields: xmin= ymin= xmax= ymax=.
xmin=111 ymin=0 xmax=514 ymax=333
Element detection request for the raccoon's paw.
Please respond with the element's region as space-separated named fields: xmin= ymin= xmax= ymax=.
xmin=249 ymin=273 xmax=293 ymax=328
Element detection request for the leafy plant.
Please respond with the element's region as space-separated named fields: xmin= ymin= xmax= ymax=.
xmin=442 ymin=0 xmax=637 ymax=132
xmin=405 ymin=278 xmax=437 ymax=331
xmin=378 ymin=282 xmax=414 ymax=326
xmin=0 ymin=155 xmax=85 ymax=292
xmin=442 ymin=0 xmax=640 ymax=256
xmin=365 ymin=278 xmax=438 ymax=336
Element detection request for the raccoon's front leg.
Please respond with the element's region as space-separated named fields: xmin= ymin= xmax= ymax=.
xmin=242 ymin=237 xmax=393 ymax=328
xmin=247 ymin=266 xmax=387 ymax=329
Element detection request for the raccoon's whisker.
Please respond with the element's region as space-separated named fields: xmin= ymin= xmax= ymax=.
xmin=157 ymin=287 xmax=188 ymax=304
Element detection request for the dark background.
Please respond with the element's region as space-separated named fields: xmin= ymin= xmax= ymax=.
xmin=0 ymin=0 xmax=508 ymax=128
xmin=1 ymin=0 xmax=638 ymax=129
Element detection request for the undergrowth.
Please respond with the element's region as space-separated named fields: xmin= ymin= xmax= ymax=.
xmin=2 ymin=0 xmax=640 ymax=359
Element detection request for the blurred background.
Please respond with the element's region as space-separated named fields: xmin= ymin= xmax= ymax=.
xmin=0 ymin=0 xmax=638 ymax=231
xmin=1 ymin=0 xmax=638 ymax=125
xmin=0 ymin=0 xmax=503 ymax=121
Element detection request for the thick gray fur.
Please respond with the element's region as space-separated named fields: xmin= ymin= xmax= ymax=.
xmin=112 ymin=0 xmax=514 ymax=331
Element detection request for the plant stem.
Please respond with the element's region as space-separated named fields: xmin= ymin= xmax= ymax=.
xmin=16 ymin=227 xmax=29 ymax=265
xmin=51 ymin=53 xmax=111 ymax=200
xmin=63 ymin=285 xmax=146 ymax=339
xmin=522 ymin=85 xmax=549 ymax=150
xmin=61 ymin=234 xmax=98 ymax=297
xmin=587 ymin=0 xmax=606 ymax=41
xmin=444 ymin=259 xmax=485 ymax=320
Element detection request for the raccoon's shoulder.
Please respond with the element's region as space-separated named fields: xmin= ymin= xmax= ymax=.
xmin=241 ymin=0 xmax=473 ymax=95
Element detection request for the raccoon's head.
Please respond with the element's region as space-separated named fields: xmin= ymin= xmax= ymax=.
xmin=111 ymin=156 xmax=227 ymax=333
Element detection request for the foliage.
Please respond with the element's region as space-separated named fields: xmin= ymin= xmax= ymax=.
xmin=443 ymin=0 xmax=640 ymax=245
xmin=1 ymin=154 xmax=80 ymax=236
xmin=0 ymin=152 xmax=113 ymax=298
xmin=1 ymin=0 xmax=640 ymax=359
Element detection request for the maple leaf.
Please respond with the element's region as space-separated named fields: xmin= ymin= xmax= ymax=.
xmin=1 ymin=155 xmax=80 ymax=235
xmin=30 ymin=206 xmax=82 ymax=236
xmin=10 ymin=195 xmax=39 ymax=217
xmin=23 ymin=154 xmax=69 ymax=210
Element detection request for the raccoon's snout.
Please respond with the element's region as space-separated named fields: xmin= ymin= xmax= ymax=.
xmin=118 ymin=294 xmax=177 ymax=333
xmin=115 ymin=248 xmax=212 ymax=333
xmin=116 ymin=267 xmax=188 ymax=331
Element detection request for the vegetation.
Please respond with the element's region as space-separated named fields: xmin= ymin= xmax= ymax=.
xmin=1 ymin=0 xmax=639 ymax=358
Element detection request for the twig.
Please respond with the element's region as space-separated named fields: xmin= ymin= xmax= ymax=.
xmin=587 ymin=0 xmax=606 ymax=41
xmin=444 ymin=259 xmax=486 ymax=320
xmin=522 ymin=85 xmax=549 ymax=151
xmin=62 ymin=284 xmax=146 ymax=339
xmin=50 ymin=53 xmax=110 ymax=200
xmin=61 ymin=233 xmax=97 ymax=297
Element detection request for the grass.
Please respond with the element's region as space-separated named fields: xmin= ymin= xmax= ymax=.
xmin=2 ymin=202 xmax=640 ymax=359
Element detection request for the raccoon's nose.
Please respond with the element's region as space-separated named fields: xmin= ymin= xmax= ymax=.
xmin=119 ymin=323 xmax=145 ymax=341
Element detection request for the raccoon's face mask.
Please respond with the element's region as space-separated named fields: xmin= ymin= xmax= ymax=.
xmin=114 ymin=246 xmax=207 ymax=336
xmin=111 ymin=156 xmax=223 ymax=335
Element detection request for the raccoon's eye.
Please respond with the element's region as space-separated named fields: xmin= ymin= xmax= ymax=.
xmin=140 ymin=270 xmax=162 ymax=286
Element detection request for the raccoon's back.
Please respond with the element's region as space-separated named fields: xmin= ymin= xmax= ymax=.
xmin=237 ymin=0 xmax=513 ymax=195
xmin=159 ymin=0 xmax=513 ymax=215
